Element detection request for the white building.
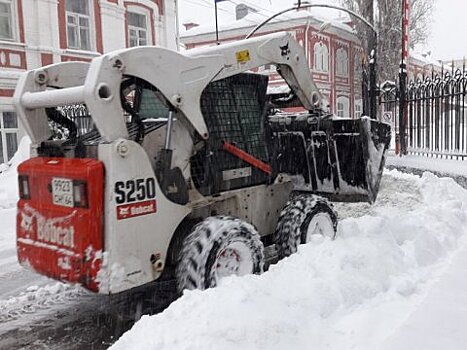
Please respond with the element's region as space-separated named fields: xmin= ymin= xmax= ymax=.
xmin=0 ymin=0 xmax=177 ymax=164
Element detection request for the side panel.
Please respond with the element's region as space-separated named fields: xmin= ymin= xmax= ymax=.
xmin=97 ymin=140 xmax=190 ymax=294
xmin=193 ymin=180 xmax=293 ymax=237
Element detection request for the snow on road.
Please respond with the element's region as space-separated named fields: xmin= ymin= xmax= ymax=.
xmin=0 ymin=139 xmax=45 ymax=294
xmin=0 ymin=138 xmax=51 ymax=302
xmin=111 ymin=170 xmax=467 ymax=350
xmin=0 ymin=205 xmax=49 ymax=302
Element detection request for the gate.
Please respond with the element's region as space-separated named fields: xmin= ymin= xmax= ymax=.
xmin=380 ymin=65 xmax=467 ymax=159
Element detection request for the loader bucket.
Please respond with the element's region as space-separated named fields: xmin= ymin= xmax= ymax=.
xmin=327 ymin=117 xmax=391 ymax=203
xmin=272 ymin=116 xmax=391 ymax=203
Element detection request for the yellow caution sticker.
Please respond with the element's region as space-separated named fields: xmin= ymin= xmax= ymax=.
xmin=236 ymin=50 xmax=250 ymax=63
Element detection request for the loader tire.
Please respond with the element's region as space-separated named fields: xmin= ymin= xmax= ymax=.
xmin=176 ymin=216 xmax=264 ymax=292
xmin=274 ymin=194 xmax=337 ymax=259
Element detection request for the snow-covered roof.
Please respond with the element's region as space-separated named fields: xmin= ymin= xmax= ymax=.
xmin=409 ymin=52 xmax=442 ymax=68
xmin=181 ymin=5 xmax=356 ymax=43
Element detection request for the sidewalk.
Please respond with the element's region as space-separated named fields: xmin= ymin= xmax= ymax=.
xmin=382 ymin=152 xmax=467 ymax=349
xmin=386 ymin=152 xmax=467 ymax=189
xmin=382 ymin=242 xmax=467 ymax=350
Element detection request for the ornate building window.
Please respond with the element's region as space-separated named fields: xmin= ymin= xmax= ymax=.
xmin=314 ymin=42 xmax=329 ymax=72
xmin=336 ymin=48 xmax=348 ymax=77
xmin=0 ymin=0 xmax=14 ymax=40
xmin=336 ymin=96 xmax=350 ymax=118
xmin=354 ymin=53 xmax=362 ymax=75
xmin=128 ymin=11 xmax=148 ymax=47
xmin=125 ymin=3 xmax=156 ymax=47
xmin=66 ymin=0 xmax=92 ymax=50
xmin=354 ymin=99 xmax=363 ymax=118
xmin=0 ymin=111 xmax=18 ymax=163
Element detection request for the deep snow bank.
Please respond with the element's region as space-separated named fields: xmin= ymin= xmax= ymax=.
xmin=0 ymin=136 xmax=30 ymax=209
xmin=0 ymin=136 xmax=30 ymax=248
xmin=111 ymin=170 xmax=467 ymax=350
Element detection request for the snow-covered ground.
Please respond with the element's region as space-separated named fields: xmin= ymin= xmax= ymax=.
xmin=2 ymin=142 xmax=467 ymax=349
xmin=0 ymin=137 xmax=52 ymax=303
xmin=0 ymin=138 xmax=81 ymax=317
xmin=0 ymin=139 xmax=99 ymax=349
xmin=112 ymin=170 xmax=467 ymax=350
xmin=386 ymin=151 xmax=467 ymax=177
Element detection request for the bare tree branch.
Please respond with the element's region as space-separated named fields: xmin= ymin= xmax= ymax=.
xmin=340 ymin=0 xmax=434 ymax=80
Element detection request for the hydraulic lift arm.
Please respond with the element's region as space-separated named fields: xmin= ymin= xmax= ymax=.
xmin=186 ymin=32 xmax=323 ymax=110
xmin=14 ymin=32 xmax=321 ymax=142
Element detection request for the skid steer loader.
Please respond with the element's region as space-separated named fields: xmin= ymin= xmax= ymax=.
xmin=14 ymin=31 xmax=390 ymax=294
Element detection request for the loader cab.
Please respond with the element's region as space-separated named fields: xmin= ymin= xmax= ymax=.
xmin=192 ymin=73 xmax=272 ymax=196
xmin=120 ymin=73 xmax=275 ymax=199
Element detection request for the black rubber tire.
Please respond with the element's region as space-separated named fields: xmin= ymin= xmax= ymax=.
xmin=175 ymin=216 xmax=264 ymax=292
xmin=274 ymin=194 xmax=338 ymax=259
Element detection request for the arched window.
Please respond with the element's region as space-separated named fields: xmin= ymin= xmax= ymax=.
xmin=336 ymin=96 xmax=350 ymax=118
xmin=336 ymin=48 xmax=348 ymax=77
xmin=354 ymin=99 xmax=363 ymax=118
xmin=314 ymin=42 xmax=329 ymax=72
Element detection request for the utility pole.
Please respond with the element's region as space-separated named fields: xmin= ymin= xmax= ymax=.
xmin=362 ymin=0 xmax=377 ymax=120
xmin=399 ymin=0 xmax=409 ymax=155
xmin=174 ymin=0 xmax=180 ymax=51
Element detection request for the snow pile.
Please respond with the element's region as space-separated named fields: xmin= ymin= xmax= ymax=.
xmin=387 ymin=152 xmax=467 ymax=177
xmin=0 ymin=136 xmax=31 ymax=209
xmin=0 ymin=282 xmax=85 ymax=323
xmin=111 ymin=170 xmax=467 ymax=350
xmin=0 ymin=136 xmax=31 ymax=252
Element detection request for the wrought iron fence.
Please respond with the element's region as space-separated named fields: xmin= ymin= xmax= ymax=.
xmin=57 ymin=104 xmax=93 ymax=136
xmin=48 ymin=104 xmax=94 ymax=140
xmin=380 ymin=65 xmax=467 ymax=159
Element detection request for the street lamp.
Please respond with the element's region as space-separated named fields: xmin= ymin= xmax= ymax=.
xmin=245 ymin=3 xmax=378 ymax=120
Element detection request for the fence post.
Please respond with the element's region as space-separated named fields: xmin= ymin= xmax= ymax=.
xmin=399 ymin=0 xmax=410 ymax=155
xmin=399 ymin=61 xmax=407 ymax=155
xmin=369 ymin=46 xmax=377 ymax=120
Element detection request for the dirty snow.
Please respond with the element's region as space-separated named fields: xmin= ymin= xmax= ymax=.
xmin=112 ymin=170 xmax=467 ymax=350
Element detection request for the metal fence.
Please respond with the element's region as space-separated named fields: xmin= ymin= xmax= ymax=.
xmin=380 ymin=65 xmax=467 ymax=159
xmin=57 ymin=104 xmax=93 ymax=136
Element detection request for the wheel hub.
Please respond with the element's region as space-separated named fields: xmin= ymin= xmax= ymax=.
xmin=216 ymin=248 xmax=241 ymax=277
xmin=213 ymin=242 xmax=254 ymax=282
xmin=306 ymin=212 xmax=335 ymax=242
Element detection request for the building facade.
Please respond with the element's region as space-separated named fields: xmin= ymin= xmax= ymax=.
xmin=0 ymin=0 xmax=176 ymax=164
xmin=181 ymin=7 xmax=364 ymax=119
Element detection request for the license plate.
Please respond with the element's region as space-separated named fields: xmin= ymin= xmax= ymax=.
xmin=52 ymin=178 xmax=74 ymax=207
